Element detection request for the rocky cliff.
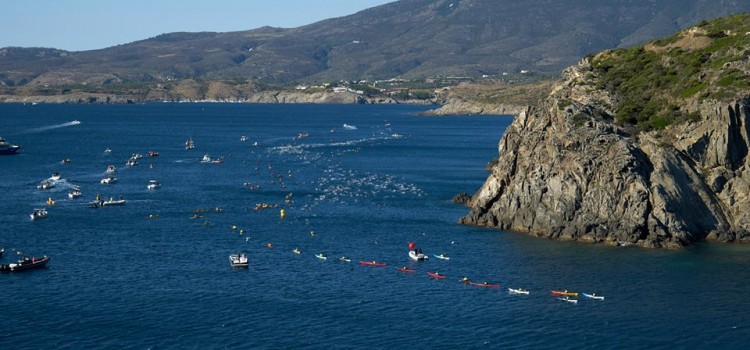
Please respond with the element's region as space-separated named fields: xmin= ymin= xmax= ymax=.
xmin=460 ymin=16 xmax=750 ymax=248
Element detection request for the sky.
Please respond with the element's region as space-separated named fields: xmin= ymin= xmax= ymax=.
xmin=0 ymin=0 xmax=395 ymax=51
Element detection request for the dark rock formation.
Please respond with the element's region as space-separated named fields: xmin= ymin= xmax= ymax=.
xmin=461 ymin=58 xmax=750 ymax=248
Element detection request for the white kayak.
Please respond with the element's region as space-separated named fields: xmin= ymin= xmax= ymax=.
xmin=409 ymin=250 xmax=428 ymax=261
xmin=582 ymin=293 xmax=605 ymax=300
xmin=433 ymin=254 xmax=450 ymax=260
xmin=508 ymin=288 xmax=530 ymax=295
xmin=557 ymin=297 xmax=578 ymax=304
xmin=315 ymin=253 xmax=327 ymax=260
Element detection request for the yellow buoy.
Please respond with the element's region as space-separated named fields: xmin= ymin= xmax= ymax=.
xmin=280 ymin=209 xmax=286 ymax=218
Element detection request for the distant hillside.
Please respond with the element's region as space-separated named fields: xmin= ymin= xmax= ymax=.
xmin=2 ymin=0 xmax=750 ymax=88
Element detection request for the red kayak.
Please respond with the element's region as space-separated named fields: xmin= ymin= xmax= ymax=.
xmin=427 ymin=271 xmax=446 ymax=279
xmin=359 ymin=260 xmax=387 ymax=267
xmin=468 ymin=281 xmax=500 ymax=288
xmin=396 ymin=267 xmax=414 ymax=273
xmin=551 ymin=290 xmax=578 ymax=297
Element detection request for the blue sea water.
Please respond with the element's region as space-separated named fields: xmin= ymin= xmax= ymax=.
xmin=1 ymin=103 xmax=749 ymax=349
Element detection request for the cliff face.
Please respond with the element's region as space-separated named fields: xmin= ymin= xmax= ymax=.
xmin=461 ymin=59 xmax=750 ymax=248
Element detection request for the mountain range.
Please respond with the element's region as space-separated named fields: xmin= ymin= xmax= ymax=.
xmin=2 ymin=0 xmax=750 ymax=88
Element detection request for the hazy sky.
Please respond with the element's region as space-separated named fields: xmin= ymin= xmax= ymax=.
xmin=0 ymin=0 xmax=395 ymax=51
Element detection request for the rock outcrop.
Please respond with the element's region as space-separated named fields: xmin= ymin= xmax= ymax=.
xmin=460 ymin=58 xmax=750 ymax=248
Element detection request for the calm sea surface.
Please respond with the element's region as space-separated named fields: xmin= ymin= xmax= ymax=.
xmin=1 ymin=103 xmax=748 ymax=349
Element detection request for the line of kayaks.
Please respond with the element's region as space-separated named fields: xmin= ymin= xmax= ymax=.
xmin=234 ymin=247 xmax=605 ymax=301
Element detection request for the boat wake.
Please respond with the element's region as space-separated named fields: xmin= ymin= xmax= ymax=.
xmin=22 ymin=120 xmax=81 ymax=134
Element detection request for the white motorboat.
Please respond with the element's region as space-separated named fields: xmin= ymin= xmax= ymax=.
xmin=409 ymin=250 xmax=428 ymax=261
xmin=185 ymin=137 xmax=195 ymax=150
xmin=126 ymin=159 xmax=138 ymax=167
xmin=37 ymin=180 xmax=55 ymax=190
xmin=147 ymin=180 xmax=161 ymax=190
xmin=50 ymin=172 xmax=62 ymax=181
xmin=30 ymin=208 xmax=48 ymax=220
xmin=106 ymin=165 xmax=116 ymax=173
xmin=68 ymin=188 xmax=82 ymax=199
xmin=100 ymin=177 xmax=117 ymax=184
xmin=229 ymin=253 xmax=249 ymax=268
xmin=101 ymin=198 xmax=126 ymax=206
xmin=201 ymin=154 xmax=224 ymax=164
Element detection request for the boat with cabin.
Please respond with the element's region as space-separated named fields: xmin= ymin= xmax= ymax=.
xmin=147 ymin=180 xmax=161 ymax=190
xmin=229 ymin=253 xmax=248 ymax=268
xmin=0 ymin=137 xmax=21 ymax=155
xmin=30 ymin=208 xmax=48 ymax=220
xmin=68 ymin=188 xmax=82 ymax=199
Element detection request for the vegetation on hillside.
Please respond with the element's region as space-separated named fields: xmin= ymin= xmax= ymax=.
xmin=590 ymin=14 xmax=750 ymax=131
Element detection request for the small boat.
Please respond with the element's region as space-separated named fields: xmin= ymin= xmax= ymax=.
xmin=147 ymin=180 xmax=161 ymax=190
xmin=427 ymin=271 xmax=446 ymax=279
xmin=508 ymin=288 xmax=530 ymax=295
xmin=0 ymin=255 xmax=50 ymax=272
xmin=126 ymin=159 xmax=138 ymax=167
xmin=71 ymin=120 xmax=81 ymax=125
xmin=60 ymin=158 xmax=72 ymax=164
xmin=37 ymin=181 xmax=55 ymax=190
xmin=315 ymin=253 xmax=327 ymax=260
xmin=148 ymin=151 xmax=159 ymax=157
xmin=338 ymin=256 xmax=351 ymax=262
xmin=101 ymin=198 xmax=126 ymax=206
xmin=396 ymin=267 xmax=414 ymax=273
xmin=342 ymin=124 xmax=357 ymax=130
xmin=185 ymin=137 xmax=195 ymax=150
xmin=434 ymin=253 xmax=450 ymax=260
xmin=106 ymin=165 xmax=116 ymax=173
xmin=100 ymin=177 xmax=117 ymax=184
xmin=50 ymin=172 xmax=61 ymax=181
xmin=292 ymin=248 xmax=301 ymax=255
xmin=68 ymin=188 xmax=82 ymax=199
xmin=409 ymin=250 xmax=428 ymax=261
xmin=557 ymin=297 xmax=578 ymax=304
xmin=582 ymin=293 xmax=605 ymax=300
xmin=359 ymin=260 xmax=387 ymax=267
xmin=30 ymin=208 xmax=48 ymax=220
xmin=46 ymin=197 xmax=56 ymax=206
xmin=468 ymin=281 xmax=500 ymax=288
xmin=104 ymin=148 xmax=112 ymax=154
xmin=240 ymin=136 xmax=248 ymax=142
xmin=551 ymin=290 xmax=578 ymax=297
xmin=229 ymin=253 xmax=249 ymax=268
xmin=0 ymin=137 xmax=21 ymax=155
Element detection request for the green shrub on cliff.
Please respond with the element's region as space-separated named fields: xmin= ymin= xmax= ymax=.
xmin=590 ymin=13 xmax=750 ymax=131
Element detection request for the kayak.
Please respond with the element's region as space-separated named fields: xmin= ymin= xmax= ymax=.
xmin=508 ymin=288 xmax=530 ymax=295
xmin=433 ymin=254 xmax=450 ymax=260
xmin=551 ymin=290 xmax=578 ymax=297
xmin=338 ymin=256 xmax=351 ymax=262
xmin=582 ymin=292 xmax=605 ymax=300
xmin=359 ymin=260 xmax=386 ymax=267
xmin=557 ymin=297 xmax=578 ymax=304
xmin=427 ymin=271 xmax=445 ymax=279
xmin=315 ymin=253 xmax=327 ymax=260
xmin=396 ymin=267 xmax=414 ymax=273
xmin=468 ymin=281 xmax=500 ymax=288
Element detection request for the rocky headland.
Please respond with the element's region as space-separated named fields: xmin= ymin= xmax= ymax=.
xmin=460 ymin=15 xmax=750 ymax=248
